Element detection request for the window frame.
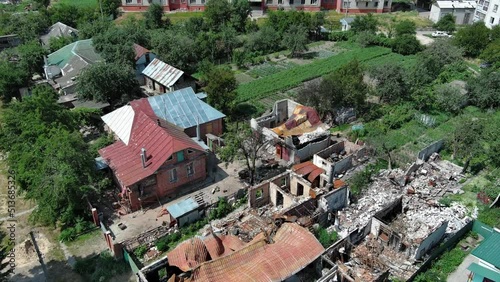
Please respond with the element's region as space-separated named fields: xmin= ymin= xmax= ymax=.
xmin=170 ymin=168 xmax=178 ymax=183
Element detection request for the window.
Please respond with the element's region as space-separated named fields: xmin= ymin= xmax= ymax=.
xmin=190 ymin=0 xmax=196 ymax=3
xmin=290 ymin=0 xmax=294 ymax=4
xmin=311 ymin=0 xmax=317 ymax=4
xmin=374 ymin=1 xmax=378 ymax=5
xmin=278 ymin=0 xmax=283 ymax=4
xmin=187 ymin=163 xmax=194 ymax=176
xmin=301 ymin=0 xmax=305 ymax=4
xmin=187 ymin=149 xmax=195 ymax=154
xmin=201 ymin=0 xmax=205 ymax=3
xmin=255 ymin=189 xmax=263 ymax=199
xmin=126 ymin=0 xmax=132 ymax=3
xmin=267 ymin=0 xmax=273 ymax=3
xmin=494 ymin=4 xmax=498 ymax=12
xmin=170 ymin=168 xmax=178 ymax=182
xmin=167 ymin=155 xmax=173 ymax=161
xmin=176 ymin=151 xmax=184 ymax=162
xmin=491 ymin=17 xmax=495 ymax=24
xmin=365 ymin=2 xmax=368 ymax=7
xmin=384 ymin=1 xmax=387 ymax=6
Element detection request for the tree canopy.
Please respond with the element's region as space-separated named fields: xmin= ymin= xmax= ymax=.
xmin=453 ymin=22 xmax=490 ymax=57
xmin=145 ymin=3 xmax=165 ymax=29
xmin=370 ymin=63 xmax=409 ymax=103
xmin=282 ymin=25 xmax=308 ymax=57
xmin=76 ymin=63 xmax=142 ymax=107
xmin=351 ymin=13 xmax=378 ymax=34
xmin=433 ymin=14 xmax=456 ymax=34
xmin=203 ymin=66 xmax=237 ymax=117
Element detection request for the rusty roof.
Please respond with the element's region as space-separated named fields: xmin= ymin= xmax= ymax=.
xmin=187 ymin=223 xmax=325 ymax=282
xmin=133 ymin=43 xmax=150 ymax=61
xmin=99 ymin=111 xmax=204 ymax=187
xmin=292 ymin=161 xmax=325 ymax=183
xmin=142 ymin=58 xmax=184 ymax=87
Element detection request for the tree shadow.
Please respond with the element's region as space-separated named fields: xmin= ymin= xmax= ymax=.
xmin=232 ymin=103 xmax=259 ymax=121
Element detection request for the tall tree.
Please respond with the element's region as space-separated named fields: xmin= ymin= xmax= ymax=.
xmin=453 ymin=21 xmax=490 ymax=57
xmin=391 ymin=34 xmax=422 ymax=55
xmin=480 ymin=39 xmax=500 ymax=68
xmin=100 ymin=0 xmax=121 ymax=19
xmin=351 ymin=13 xmax=378 ymax=34
xmin=145 ymin=3 xmax=164 ymax=29
xmin=245 ymin=26 xmax=281 ymax=53
xmin=370 ymin=63 xmax=409 ymax=103
xmin=282 ymin=25 xmax=308 ymax=58
xmin=202 ymin=66 xmax=237 ymax=116
xmin=449 ymin=117 xmax=484 ymax=172
xmin=151 ymin=29 xmax=198 ymax=72
xmin=76 ymin=63 xmax=141 ymax=108
xmin=219 ymin=123 xmax=269 ymax=185
xmin=204 ymin=0 xmax=232 ymax=31
xmin=434 ymin=83 xmax=467 ymax=114
xmin=49 ymin=4 xmax=82 ymax=28
xmin=0 ymin=61 xmax=29 ymax=103
xmin=433 ymin=14 xmax=456 ymax=34
xmin=395 ymin=20 xmax=416 ymax=36
xmin=230 ymin=0 xmax=252 ymax=32
xmin=467 ymin=69 xmax=500 ymax=109
xmin=17 ymin=41 xmax=47 ymax=77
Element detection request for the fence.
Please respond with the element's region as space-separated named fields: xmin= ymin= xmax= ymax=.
xmin=407 ymin=220 xmax=474 ymax=281
xmin=472 ymin=220 xmax=493 ymax=239
xmin=123 ymin=249 xmax=141 ymax=274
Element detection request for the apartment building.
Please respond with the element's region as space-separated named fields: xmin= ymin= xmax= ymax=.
xmin=120 ymin=0 xmax=392 ymax=13
xmin=475 ymin=0 xmax=500 ymax=28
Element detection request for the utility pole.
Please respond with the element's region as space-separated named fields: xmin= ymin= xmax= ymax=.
xmin=30 ymin=231 xmax=49 ymax=281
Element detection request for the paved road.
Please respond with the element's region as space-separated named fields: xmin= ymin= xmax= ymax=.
xmin=447 ymin=254 xmax=479 ymax=282
xmin=416 ymin=31 xmax=435 ymax=46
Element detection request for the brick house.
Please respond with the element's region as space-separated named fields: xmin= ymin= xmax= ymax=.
xmin=99 ymin=110 xmax=208 ymax=212
xmin=121 ymin=0 xmax=392 ymax=13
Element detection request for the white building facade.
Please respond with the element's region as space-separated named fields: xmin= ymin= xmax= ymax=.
xmin=430 ymin=1 xmax=477 ymax=25
xmin=475 ymin=0 xmax=500 ymax=28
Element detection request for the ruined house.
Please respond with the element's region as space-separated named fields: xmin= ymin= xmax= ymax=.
xmin=251 ymin=99 xmax=331 ymax=164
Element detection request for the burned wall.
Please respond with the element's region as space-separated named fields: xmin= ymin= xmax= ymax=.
xmin=319 ymin=186 xmax=349 ymax=212
xmin=251 ymin=99 xmax=300 ymax=130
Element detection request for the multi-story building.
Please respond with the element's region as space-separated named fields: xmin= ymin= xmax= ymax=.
xmin=475 ymin=0 xmax=500 ymax=28
xmin=120 ymin=0 xmax=392 ymax=13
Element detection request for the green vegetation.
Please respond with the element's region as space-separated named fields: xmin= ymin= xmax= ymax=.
xmin=348 ymin=160 xmax=388 ymax=196
xmin=209 ymin=197 xmax=234 ymax=220
xmin=414 ymin=233 xmax=474 ymax=282
xmin=315 ymin=227 xmax=338 ymax=248
xmin=57 ymin=0 xmax=98 ymax=8
xmin=74 ymin=251 xmax=129 ymax=282
xmin=155 ymin=219 xmax=208 ymax=253
xmin=236 ymin=46 xmax=390 ymax=102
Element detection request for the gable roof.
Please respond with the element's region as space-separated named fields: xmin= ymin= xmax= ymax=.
xmin=133 ymin=43 xmax=150 ymax=61
xmin=142 ymin=58 xmax=184 ymax=87
xmin=101 ymin=105 xmax=135 ymax=145
xmin=47 ymin=39 xmax=102 ymax=69
xmin=143 ymin=87 xmax=226 ymax=129
xmin=99 ymin=111 xmax=204 ymax=187
xmin=471 ymin=230 xmax=500 ymax=268
xmin=40 ymin=22 xmax=78 ymax=46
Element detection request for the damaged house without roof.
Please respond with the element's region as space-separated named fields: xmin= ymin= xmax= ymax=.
xmin=251 ymin=99 xmax=332 ymax=164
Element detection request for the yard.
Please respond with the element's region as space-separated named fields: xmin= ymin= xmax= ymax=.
xmin=53 ymin=0 xmax=97 ymax=8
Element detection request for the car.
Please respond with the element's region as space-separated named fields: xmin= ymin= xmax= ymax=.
xmin=480 ymin=62 xmax=492 ymax=69
xmin=432 ymin=31 xmax=452 ymax=38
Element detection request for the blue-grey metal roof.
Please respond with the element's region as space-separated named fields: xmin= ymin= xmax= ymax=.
xmin=195 ymin=92 xmax=208 ymax=99
xmin=166 ymin=198 xmax=199 ymax=219
xmin=147 ymin=87 xmax=226 ymax=129
xmin=95 ymin=156 xmax=109 ymax=170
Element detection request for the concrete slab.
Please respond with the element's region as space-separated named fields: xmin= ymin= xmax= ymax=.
xmin=447 ymin=254 xmax=479 ymax=282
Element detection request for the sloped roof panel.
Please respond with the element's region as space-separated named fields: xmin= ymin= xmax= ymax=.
xmin=101 ymin=105 xmax=135 ymax=145
xmin=167 ymin=198 xmax=199 ymax=219
xmin=142 ymin=58 xmax=184 ymax=87
xmin=471 ymin=231 xmax=500 ymax=268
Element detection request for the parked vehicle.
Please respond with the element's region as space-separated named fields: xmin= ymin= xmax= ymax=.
xmin=432 ymin=31 xmax=452 ymax=38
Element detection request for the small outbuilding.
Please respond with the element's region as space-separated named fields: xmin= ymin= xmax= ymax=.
xmin=340 ymin=17 xmax=355 ymax=31
xmin=166 ymin=198 xmax=200 ymax=227
xmin=142 ymin=58 xmax=196 ymax=95
xmin=429 ymin=1 xmax=476 ymax=25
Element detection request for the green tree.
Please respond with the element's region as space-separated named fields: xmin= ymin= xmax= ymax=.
xmin=480 ymin=39 xmax=500 ymax=68
xmin=282 ymin=25 xmax=308 ymax=57
xmin=370 ymin=63 xmax=409 ymax=103
xmin=433 ymin=13 xmax=456 ymax=34
xmin=467 ymin=69 xmax=500 ymax=109
xmin=8 ymin=12 xmax=50 ymax=42
xmin=453 ymin=21 xmax=490 ymax=57
xmin=245 ymin=26 xmax=281 ymax=53
xmin=33 ymin=0 xmax=50 ymax=7
xmin=204 ymin=0 xmax=232 ymax=31
xmin=434 ymin=84 xmax=467 ymax=114
xmin=449 ymin=117 xmax=484 ymax=172
xmin=49 ymin=4 xmax=82 ymax=28
xmin=48 ymin=36 xmax=75 ymax=53
xmin=411 ymin=39 xmax=463 ymax=86
xmin=230 ymin=0 xmax=252 ymax=32
xmin=351 ymin=13 xmax=378 ymax=34
xmin=151 ymin=29 xmax=198 ymax=72
xmin=0 ymin=61 xmax=29 ymax=103
xmin=391 ymin=34 xmax=422 ymax=55
xmin=78 ymin=19 xmax=112 ymax=39
xmin=100 ymin=0 xmax=121 ymax=19
xmin=0 ymin=229 xmax=12 ymax=281
xmin=395 ymin=20 xmax=416 ymax=36
xmin=17 ymin=41 xmax=47 ymax=78
xmin=203 ymin=66 xmax=237 ymax=116
xmin=219 ymin=123 xmax=269 ymax=185
xmin=76 ymin=63 xmax=141 ymax=107
xmin=145 ymin=3 xmax=164 ymax=29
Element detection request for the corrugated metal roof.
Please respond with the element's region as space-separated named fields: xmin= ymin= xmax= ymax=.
xmin=40 ymin=22 xmax=78 ymax=46
xmin=47 ymin=39 xmax=102 ymax=69
xmin=99 ymin=111 xmax=204 ymax=187
xmin=292 ymin=161 xmax=325 ymax=183
xmin=188 ymin=223 xmax=325 ymax=282
xmin=436 ymin=0 xmax=476 ymax=9
xmin=471 ymin=231 xmax=500 ymax=268
xmin=166 ymin=198 xmax=199 ymax=219
xmin=101 ymin=105 xmax=135 ymax=145
xmin=142 ymin=58 xmax=184 ymax=87
xmin=146 ymin=87 xmax=226 ymax=129
xmin=467 ymin=262 xmax=500 ymax=281
xmin=168 ymin=237 xmax=209 ymax=272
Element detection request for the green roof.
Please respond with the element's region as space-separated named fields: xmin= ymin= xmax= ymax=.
xmin=467 ymin=263 xmax=500 ymax=281
xmin=471 ymin=231 xmax=500 ymax=268
xmin=47 ymin=39 xmax=102 ymax=68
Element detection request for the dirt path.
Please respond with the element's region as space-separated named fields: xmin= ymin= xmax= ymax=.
xmin=0 ymin=206 xmax=37 ymax=221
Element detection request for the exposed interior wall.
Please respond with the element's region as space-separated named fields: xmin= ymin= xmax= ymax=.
xmin=319 ymin=186 xmax=348 ymax=212
xmin=251 ymin=99 xmax=300 ymax=130
xmin=290 ymin=174 xmax=312 ymax=197
xmin=414 ymin=221 xmax=448 ymax=260
xmin=296 ymin=136 xmax=331 ymax=162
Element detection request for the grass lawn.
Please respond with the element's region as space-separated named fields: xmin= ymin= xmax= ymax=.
xmin=165 ymin=11 xmax=203 ymax=23
xmin=325 ymin=11 xmax=434 ymax=29
xmin=55 ymin=0 xmax=97 ymax=8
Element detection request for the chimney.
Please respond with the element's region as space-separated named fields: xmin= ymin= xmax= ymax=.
xmin=141 ymin=148 xmax=147 ymax=168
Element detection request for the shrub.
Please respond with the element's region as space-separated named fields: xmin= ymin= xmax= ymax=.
xmin=134 ymin=245 xmax=148 ymax=258
xmin=209 ymin=197 xmax=233 ymax=220
xmin=329 ymin=31 xmax=353 ymax=42
xmin=315 ymin=227 xmax=338 ymax=248
xmin=59 ymin=228 xmax=77 ymax=242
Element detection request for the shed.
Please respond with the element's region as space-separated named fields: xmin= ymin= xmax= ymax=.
xmin=340 ymin=17 xmax=355 ymax=31
xmin=166 ymin=198 xmax=200 ymax=227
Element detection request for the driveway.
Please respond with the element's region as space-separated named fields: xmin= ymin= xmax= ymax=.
xmin=416 ymin=31 xmax=435 ymax=46
xmin=447 ymin=254 xmax=479 ymax=282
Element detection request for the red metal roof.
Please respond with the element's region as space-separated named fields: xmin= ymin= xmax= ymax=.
xmin=167 ymin=237 xmax=210 ymax=272
xmin=292 ymin=161 xmax=325 ymax=183
xmin=133 ymin=43 xmax=150 ymax=61
xmin=187 ymin=223 xmax=325 ymax=282
xmin=99 ymin=110 xmax=203 ymax=187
